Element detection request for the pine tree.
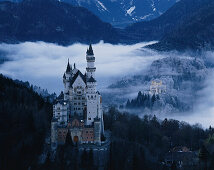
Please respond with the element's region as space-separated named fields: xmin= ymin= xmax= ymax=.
xmin=65 ymin=129 xmax=73 ymax=146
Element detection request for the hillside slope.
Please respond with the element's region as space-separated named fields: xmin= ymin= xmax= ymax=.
xmin=149 ymin=1 xmax=214 ymax=51
xmin=0 ymin=74 xmax=52 ymax=170
xmin=125 ymin=0 xmax=213 ymax=43
xmin=0 ymin=0 xmax=120 ymax=45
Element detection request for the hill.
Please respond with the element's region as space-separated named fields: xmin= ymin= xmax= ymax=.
xmin=148 ymin=0 xmax=214 ymax=51
xmin=125 ymin=0 xmax=212 ymax=42
xmin=0 ymin=0 xmax=177 ymax=27
xmin=0 ymin=74 xmax=52 ymax=170
xmin=0 ymin=0 xmax=120 ymax=45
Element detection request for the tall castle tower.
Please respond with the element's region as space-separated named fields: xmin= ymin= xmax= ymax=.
xmin=86 ymin=44 xmax=96 ymax=79
xmin=85 ymin=45 xmax=101 ymax=126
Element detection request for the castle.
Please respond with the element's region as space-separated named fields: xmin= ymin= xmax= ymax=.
xmin=149 ymin=80 xmax=166 ymax=95
xmin=51 ymin=45 xmax=104 ymax=149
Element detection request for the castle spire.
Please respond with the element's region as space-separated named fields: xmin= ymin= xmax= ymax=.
xmin=87 ymin=44 xmax=94 ymax=55
xmin=74 ymin=63 xmax=76 ymax=69
xmin=66 ymin=59 xmax=71 ymax=73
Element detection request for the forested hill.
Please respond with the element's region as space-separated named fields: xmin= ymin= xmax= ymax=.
xmin=0 ymin=74 xmax=52 ymax=170
xmin=0 ymin=0 xmax=121 ymax=45
xmin=125 ymin=0 xmax=213 ymax=42
xmin=148 ymin=0 xmax=214 ymax=51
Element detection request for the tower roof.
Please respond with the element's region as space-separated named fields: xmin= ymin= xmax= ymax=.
xmin=66 ymin=59 xmax=71 ymax=73
xmin=86 ymin=44 xmax=94 ymax=55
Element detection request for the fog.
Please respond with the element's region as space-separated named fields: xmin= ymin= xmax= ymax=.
xmin=1 ymin=41 xmax=214 ymax=128
xmin=0 ymin=41 xmax=162 ymax=93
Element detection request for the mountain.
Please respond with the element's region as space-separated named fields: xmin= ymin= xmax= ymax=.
xmin=106 ymin=56 xmax=207 ymax=114
xmin=0 ymin=0 xmax=177 ymax=28
xmin=148 ymin=0 xmax=214 ymax=51
xmin=0 ymin=74 xmax=52 ymax=169
xmin=61 ymin=0 xmax=177 ymax=28
xmin=0 ymin=0 xmax=121 ymax=45
xmin=125 ymin=0 xmax=214 ymax=50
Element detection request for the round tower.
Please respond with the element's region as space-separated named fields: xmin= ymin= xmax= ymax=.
xmin=86 ymin=44 xmax=96 ymax=79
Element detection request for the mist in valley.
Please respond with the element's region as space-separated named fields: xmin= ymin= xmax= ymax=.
xmin=0 ymin=41 xmax=214 ymax=128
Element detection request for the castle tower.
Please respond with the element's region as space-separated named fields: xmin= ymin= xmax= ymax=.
xmin=86 ymin=44 xmax=96 ymax=79
xmin=63 ymin=59 xmax=72 ymax=100
xmin=85 ymin=45 xmax=99 ymax=125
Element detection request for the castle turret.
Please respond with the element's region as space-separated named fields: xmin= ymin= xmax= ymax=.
xmin=63 ymin=59 xmax=71 ymax=100
xmin=86 ymin=44 xmax=96 ymax=79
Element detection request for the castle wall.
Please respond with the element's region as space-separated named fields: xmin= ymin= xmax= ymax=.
xmin=82 ymin=128 xmax=94 ymax=142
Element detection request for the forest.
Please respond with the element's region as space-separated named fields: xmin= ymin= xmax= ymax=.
xmin=1 ymin=74 xmax=214 ymax=170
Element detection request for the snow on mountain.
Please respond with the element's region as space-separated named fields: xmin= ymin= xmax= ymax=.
xmin=61 ymin=0 xmax=178 ymax=27
xmin=97 ymin=0 xmax=108 ymax=11
xmin=0 ymin=0 xmax=177 ymax=27
xmin=106 ymin=56 xmax=208 ymax=114
xmin=126 ymin=6 xmax=135 ymax=16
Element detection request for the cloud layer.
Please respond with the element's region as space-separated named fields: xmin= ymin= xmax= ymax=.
xmin=0 ymin=41 xmax=162 ymax=93
xmin=1 ymin=41 xmax=214 ymax=128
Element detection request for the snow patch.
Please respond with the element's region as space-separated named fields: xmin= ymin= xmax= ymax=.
xmin=126 ymin=6 xmax=135 ymax=16
xmin=97 ymin=1 xmax=108 ymax=11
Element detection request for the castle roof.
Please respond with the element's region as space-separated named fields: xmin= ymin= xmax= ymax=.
xmin=57 ymin=91 xmax=64 ymax=100
xmin=87 ymin=76 xmax=96 ymax=83
xmin=66 ymin=59 xmax=71 ymax=73
xmin=86 ymin=44 xmax=94 ymax=55
xmin=70 ymin=70 xmax=86 ymax=87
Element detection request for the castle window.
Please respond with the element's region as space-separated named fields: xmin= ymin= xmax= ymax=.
xmin=88 ymin=118 xmax=91 ymax=120
xmin=86 ymin=131 xmax=88 ymax=133
xmin=74 ymin=103 xmax=77 ymax=105
xmin=78 ymin=108 xmax=80 ymax=110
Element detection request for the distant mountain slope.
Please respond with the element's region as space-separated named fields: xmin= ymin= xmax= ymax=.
xmin=0 ymin=0 xmax=177 ymax=27
xmin=62 ymin=0 xmax=177 ymax=27
xmin=106 ymin=56 xmax=207 ymax=113
xmin=148 ymin=1 xmax=214 ymax=51
xmin=0 ymin=0 xmax=120 ymax=45
xmin=125 ymin=0 xmax=213 ymax=43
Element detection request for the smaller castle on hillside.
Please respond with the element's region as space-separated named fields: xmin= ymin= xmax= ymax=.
xmin=51 ymin=45 xmax=104 ymax=149
xmin=149 ymin=80 xmax=166 ymax=95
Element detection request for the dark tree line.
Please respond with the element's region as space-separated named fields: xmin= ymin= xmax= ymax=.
xmin=126 ymin=91 xmax=160 ymax=109
xmin=104 ymin=107 xmax=214 ymax=170
xmin=0 ymin=74 xmax=52 ymax=170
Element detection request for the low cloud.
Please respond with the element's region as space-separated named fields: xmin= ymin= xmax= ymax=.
xmin=1 ymin=41 xmax=214 ymax=128
xmin=0 ymin=41 xmax=162 ymax=93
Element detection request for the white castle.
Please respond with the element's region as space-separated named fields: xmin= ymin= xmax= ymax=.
xmin=51 ymin=45 xmax=104 ymax=148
